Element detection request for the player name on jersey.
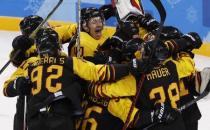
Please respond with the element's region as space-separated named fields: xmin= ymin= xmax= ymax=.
xmin=32 ymin=56 xmax=65 ymax=66
xmin=146 ymin=67 xmax=170 ymax=80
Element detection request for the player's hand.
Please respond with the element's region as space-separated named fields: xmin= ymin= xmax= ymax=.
xmin=12 ymin=35 xmax=33 ymax=51
xmin=10 ymin=49 xmax=27 ymax=67
xmin=122 ymin=38 xmax=144 ymax=60
xmin=99 ymin=4 xmax=115 ymax=20
xmin=129 ymin=57 xmax=159 ymax=77
xmin=159 ymin=26 xmax=183 ymax=40
xmin=92 ymin=51 xmax=110 ymax=64
xmin=152 ymin=103 xmax=179 ymax=124
xmin=181 ymin=32 xmax=202 ymax=50
xmin=116 ymin=21 xmax=139 ymax=41
xmin=137 ymin=13 xmax=159 ymax=31
xmin=168 ymin=32 xmax=203 ymax=53
xmin=143 ymin=40 xmax=171 ymax=61
xmin=14 ymin=76 xmax=31 ymax=95
xmin=99 ymin=37 xmax=123 ymax=51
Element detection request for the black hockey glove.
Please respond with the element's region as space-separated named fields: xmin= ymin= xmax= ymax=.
xmin=159 ymin=26 xmax=183 ymax=40
xmin=99 ymin=37 xmax=124 ymax=51
xmin=181 ymin=32 xmax=203 ymax=50
xmin=117 ymin=20 xmax=139 ymax=41
xmin=87 ymin=51 xmax=110 ymax=64
xmin=14 ymin=77 xmax=32 ymax=96
xmin=129 ymin=58 xmax=159 ymax=77
xmin=166 ymin=32 xmax=203 ymax=53
xmin=122 ymin=38 xmax=144 ymax=60
xmin=143 ymin=40 xmax=171 ymax=61
xmin=12 ymin=35 xmax=34 ymax=51
xmin=99 ymin=4 xmax=115 ymax=20
xmin=152 ymin=103 xmax=180 ymax=124
xmin=9 ymin=49 xmax=27 ymax=67
xmin=138 ymin=13 xmax=159 ymax=31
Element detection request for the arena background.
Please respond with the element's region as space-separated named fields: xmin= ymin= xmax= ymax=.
xmin=0 ymin=0 xmax=210 ymax=56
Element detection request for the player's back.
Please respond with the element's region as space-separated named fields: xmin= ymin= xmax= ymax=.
xmin=77 ymin=96 xmax=124 ymax=130
xmin=27 ymin=55 xmax=78 ymax=117
xmin=136 ymin=61 xmax=186 ymax=130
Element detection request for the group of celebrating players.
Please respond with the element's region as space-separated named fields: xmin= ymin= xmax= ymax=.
xmin=2 ymin=1 xmax=210 ymax=130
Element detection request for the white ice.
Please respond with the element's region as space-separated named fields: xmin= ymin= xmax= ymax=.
xmin=0 ymin=30 xmax=210 ymax=130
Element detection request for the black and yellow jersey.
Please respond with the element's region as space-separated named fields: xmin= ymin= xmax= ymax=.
xmin=179 ymin=77 xmax=201 ymax=126
xmin=3 ymin=55 xmax=128 ymax=97
xmin=77 ymin=97 xmax=124 ymax=130
xmin=87 ymin=52 xmax=195 ymax=130
xmin=25 ymin=55 xmax=78 ymax=111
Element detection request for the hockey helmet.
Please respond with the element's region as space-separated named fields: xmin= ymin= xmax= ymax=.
xmin=20 ymin=15 xmax=43 ymax=35
xmin=35 ymin=28 xmax=61 ymax=56
xmin=81 ymin=7 xmax=104 ymax=30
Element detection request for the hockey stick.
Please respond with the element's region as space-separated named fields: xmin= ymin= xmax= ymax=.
xmin=149 ymin=0 xmax=166 ymax=58
xmin=75 ymin=0 xmax=81 ymax=57
xmin=122 ymin=1 xmax=166 ymax=130
xmin=179 ymin=80 xmax=210 ymax=112
xmin=0 ymin=0 xmax=63 ymax=75
xmin=23 ymin=96 xmax=27 ymax=130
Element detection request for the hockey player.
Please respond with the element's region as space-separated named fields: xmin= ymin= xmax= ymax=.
xmin=83 ymin=30 xmax=204 ymax=130
xmin=163 ymin=30 xmax=202 ymax=130
xmin=3 ymin=14 xmax=78 ymax=130
xmin=5 ymin=27 xmax=151 ymax=130
xmin=73 ymin=12 xmax=147 ymax=130
xmin=123 ymin=13 xmax=204 ymax=130
xmin=153 ymin=25 xmax=203 ymax=130
xmin=68 ymin=7 xmax=115 ymax=58
xmin=3 ymin=15 xmax=43 ymax=130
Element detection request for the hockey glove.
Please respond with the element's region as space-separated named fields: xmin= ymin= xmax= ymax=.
xmin=129 ymin=58 xmax=158 ymax=77
xmin=181 ymin=32 xmax=203 ymax=50
xmin=117 ymin=20 xmax=139 ymax=41
xmin=88 ymin=51 xmax=110 ymax=64
xmin=122 ymin=38 xmax=144 ymax=60
xmin=159 ymin=26 xmax=183 ymax=40
xmin=10 ymin=49 xmax=27 ymax=67
xmin=99 ymin=37 xmax=123 ymax=51
xmin=12 ymin=35 xmax=34 ymax=51
xmin=166 ymin=32 xmax=203 ymax=53
xmin=143 ymin=39 xmax=171 ymax=61
xmin=152 ymin=103 xmax=179 ymax=124
xmin=138 ymin=13 xmax=159 ymax=31
xmin=14 ymin=77 xmax=31 ymax=96
xmin=99 ymin=4 xmax=115 ymax=20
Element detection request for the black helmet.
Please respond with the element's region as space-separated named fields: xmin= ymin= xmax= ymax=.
xmin=81 ymin=7 xmax=104 ymax=30
xmin=20 ymin=15 xmax=43 ymax=35
xmin=35 ymin=28 xmax=61 ymax=56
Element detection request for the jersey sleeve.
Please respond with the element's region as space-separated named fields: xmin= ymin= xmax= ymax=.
xmin=3 ymin=57 xmax=38 ymax=97
xmin=89 ymin=74 xmax=136 ymax=98
xmin=108 ymin=98 xmax=139 ymax=124
xmin=54 ymin=24 xmax=77 ymax=44
xmin=171 ymin=52 xmax=195 ymax=79
xmin=72 ymin=57 xmax=129 ymax=82
xmin=3 ymin=66 xmax=25 ymax=97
